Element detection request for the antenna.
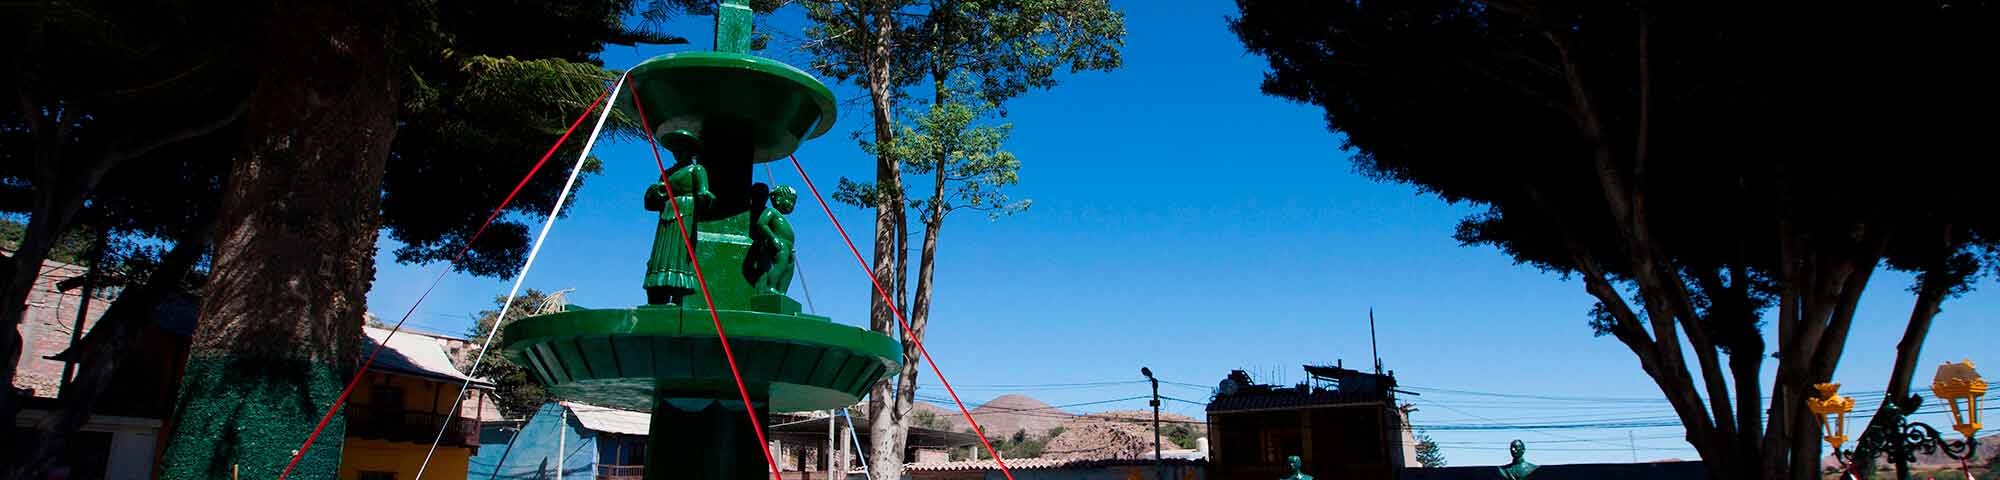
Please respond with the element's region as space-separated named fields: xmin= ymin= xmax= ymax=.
xmin=1369 ymin=307 xmax=1382 ymax=375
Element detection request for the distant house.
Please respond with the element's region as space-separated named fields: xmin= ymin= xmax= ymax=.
xmin=467 ymin=402 xmax=630 ymax=480
xmin=473 ymin=402 xmax=982 ymax=480
xmin=9 ymin=254 xmax=196 ymax=480
xmin=9 ymin=253 xmax=499 ymax=480
xmin=340 ymin=326 xmax=500 ymax=480
xmin=1205 ymin=365 xmax=1413 ymax=480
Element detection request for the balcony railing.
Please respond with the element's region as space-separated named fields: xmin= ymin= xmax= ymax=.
xmin=347 ymin=405 xmax=479 ymax=447
xmin=597 ymin=465 xmax=644 ymax=480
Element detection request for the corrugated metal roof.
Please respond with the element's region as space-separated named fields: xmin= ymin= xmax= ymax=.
xmin=362 ymin=326 xmax=489 ymax=387
xmin=562 ymin=401 xmax=653 ymax=435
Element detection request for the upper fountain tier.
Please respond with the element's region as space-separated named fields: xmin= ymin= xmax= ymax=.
xmin=617 ymin=0 xmax=836 ymax=163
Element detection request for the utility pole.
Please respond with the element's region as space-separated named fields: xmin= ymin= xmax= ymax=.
xmin=827 ymin=408 xmax=838 ymax=476
xmin=1142 ymin=366 xmax=1162 ymax=479
xmin=557 ymin=406 xmax=567 ymax=480
xmin=1369 ymin=308 xmax=1382 ymax=375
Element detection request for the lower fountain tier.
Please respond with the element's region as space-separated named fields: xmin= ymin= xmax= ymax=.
xmin=500 ymin=305 xmax=900 ymax=413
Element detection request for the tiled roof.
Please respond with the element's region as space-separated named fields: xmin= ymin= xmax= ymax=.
xmin=905 ymin=457 xmax=1206 ymax=472
xmin=1206 ymin=389 xmax=1390 ymax=413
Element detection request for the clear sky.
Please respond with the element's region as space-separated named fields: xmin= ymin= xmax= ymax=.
xmin=367 ymin=0 xmax=1996 ymax=467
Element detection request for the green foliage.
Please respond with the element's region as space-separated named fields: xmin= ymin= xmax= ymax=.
xmin=462 ymin=289 xmax=566 ymax=419
xmin=817 ymin=0 xmax=1125 ymax=215
xmin=910 ymin=410 xmax=954 ymax=430
xmin=840 ymin=88 xmax=1028 ymax=219
xmin=1414 ymin=430 xmax=1446 ymax=468
xmin=1045 ymin=426 xmax=1064 ymax=438
xmin=1162 ymin=422 xmax=1202 ymax=449
xmin=983 ymin=428 xmax=1047 ymax=459
xmin=1233 ymin=0 xmax=1998 ymax=475
xmin=0 ymin=220 xmax=93 ymax=266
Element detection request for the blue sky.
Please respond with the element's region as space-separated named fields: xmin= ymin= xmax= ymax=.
xmin=367 ymin=0 xmax=1996 ymax=466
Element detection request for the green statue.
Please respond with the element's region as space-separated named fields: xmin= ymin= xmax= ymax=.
xmin=643 ymin=130 xmax=712 ymax=305
xmin=750 ymin=184 xmax=797 ymax=293
xmin=1496 ymin=440 xmax=1538 ymax=480
xmin=1280 ymin=455 xmax=1313 ymax=480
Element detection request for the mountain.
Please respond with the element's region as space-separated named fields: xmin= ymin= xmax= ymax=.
xmin=903 ymin=394 xmax=1074 ymax=437
xmin=1044 ymin=410 xmax=1205 ymax=461
xmin=969 ymin=394 xmax=1074 ymax=438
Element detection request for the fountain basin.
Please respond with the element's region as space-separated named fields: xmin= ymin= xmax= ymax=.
xmin=619 ymin=51 xmax=838 ymax=163
xmin=501 ymin=305 xmax=898 ymax=413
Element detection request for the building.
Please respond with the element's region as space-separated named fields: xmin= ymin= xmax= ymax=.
xmin=766 ymin=410 xmax=983 ymax=476
xmin=903 ymin=457 xmax=1206 ymax=480
xmin=471 ymin=402 xmax=982 ymax=480
xmin=1204 ymin=365 xmax=1413 ymax=480
xmin=340 ymin=326 xmax=500 ymax=480
xmin=10 ymin=250 xmax=499 ymax=480
xmin=10 ymin=254 xmax=196 ymax=480
xmin=467 ymin=402 xmax=634 ymax=480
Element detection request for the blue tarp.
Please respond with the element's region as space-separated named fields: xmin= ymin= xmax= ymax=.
xmin=468 ymin=403 xmax=599 ymax=480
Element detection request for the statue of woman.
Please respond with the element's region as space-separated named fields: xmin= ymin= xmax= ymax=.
xmin=643 ymin=130 xmax=713 ymax=305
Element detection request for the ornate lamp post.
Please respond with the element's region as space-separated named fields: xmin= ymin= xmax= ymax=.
xmin=1810 ymin=383 xmax=1857 ymax=478
xmin=1932 ymin=360 xmax=1986 ymax=442
xmin=1828 ymin=360 xmax=1986 ymax=480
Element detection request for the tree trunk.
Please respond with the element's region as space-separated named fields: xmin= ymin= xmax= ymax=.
xmin=1848 ymin=259 xmax=1954 ymax=477
xmin=0 ymin=176 xmax=88 ymax=445
xmin=156 ymin=1 xmax=399 ymax=478
xmin=860 ymin=7 xmax=909 ymax=480
xmin=4 ymin=218 xmax=212 ymax=480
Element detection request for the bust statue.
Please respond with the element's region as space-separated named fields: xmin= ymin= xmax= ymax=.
xmin=1279 ymin=455 xmax=1313 ymax=480
xmin=1497 ymin=440 xmax=1538 ymax=479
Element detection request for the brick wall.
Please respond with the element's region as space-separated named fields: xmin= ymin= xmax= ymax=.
xmin=13 ymin=258 xmax=113 ymax=398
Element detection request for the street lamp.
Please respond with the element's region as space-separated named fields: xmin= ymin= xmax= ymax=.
xmin=1809 ymin=383 xmax=1855 ymax=452
xmin=1931 ymin=360 xmax=1985 ymax=440
xmin=1141 ymin=367 xmax=1161 ymax=480
xmin=1830 ymin=359 xmax=1986 ymax=480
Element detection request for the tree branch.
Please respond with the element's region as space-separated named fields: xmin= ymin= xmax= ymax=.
xmin=105 ymin=94 xmax=249 ymax=165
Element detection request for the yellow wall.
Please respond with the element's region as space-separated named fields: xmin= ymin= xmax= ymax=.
xmin=338 ymin=438 xmax=470 ymax=480
xmin=340 ymin=372 xmax=478 ymax=480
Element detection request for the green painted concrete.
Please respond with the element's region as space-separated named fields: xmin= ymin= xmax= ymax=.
xmin=160 ymin=355 xmax=345 ymax=480
xmin=501 ymin=304 xmax=899 ymax=413
xmin=618 ymin=51 xmax=838 ymax=163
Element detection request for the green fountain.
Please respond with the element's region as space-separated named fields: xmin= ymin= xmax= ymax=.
xmin=500 ymin=2 xmax=899 ymax=478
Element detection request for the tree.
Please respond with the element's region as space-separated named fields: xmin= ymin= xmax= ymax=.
xmin=0 ymin=123 xmax=230 ymax=480
xmin=1162 ymin=422 xmax=1200 ymax=449
xmin=1414 ymin=430 xmax=1446 ymax=468
xmin=1230 ymin=1 xmax=1998 ymax=479
xmin=7 ymin=0 xmax=710 ymax=475
xmin=803 ymin=2 xmax=1122 ymax=477
xmin=463 ymin=289 xmax=568 ymax=420
xmin=1 ymin=0 xmax=252 ymax=441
